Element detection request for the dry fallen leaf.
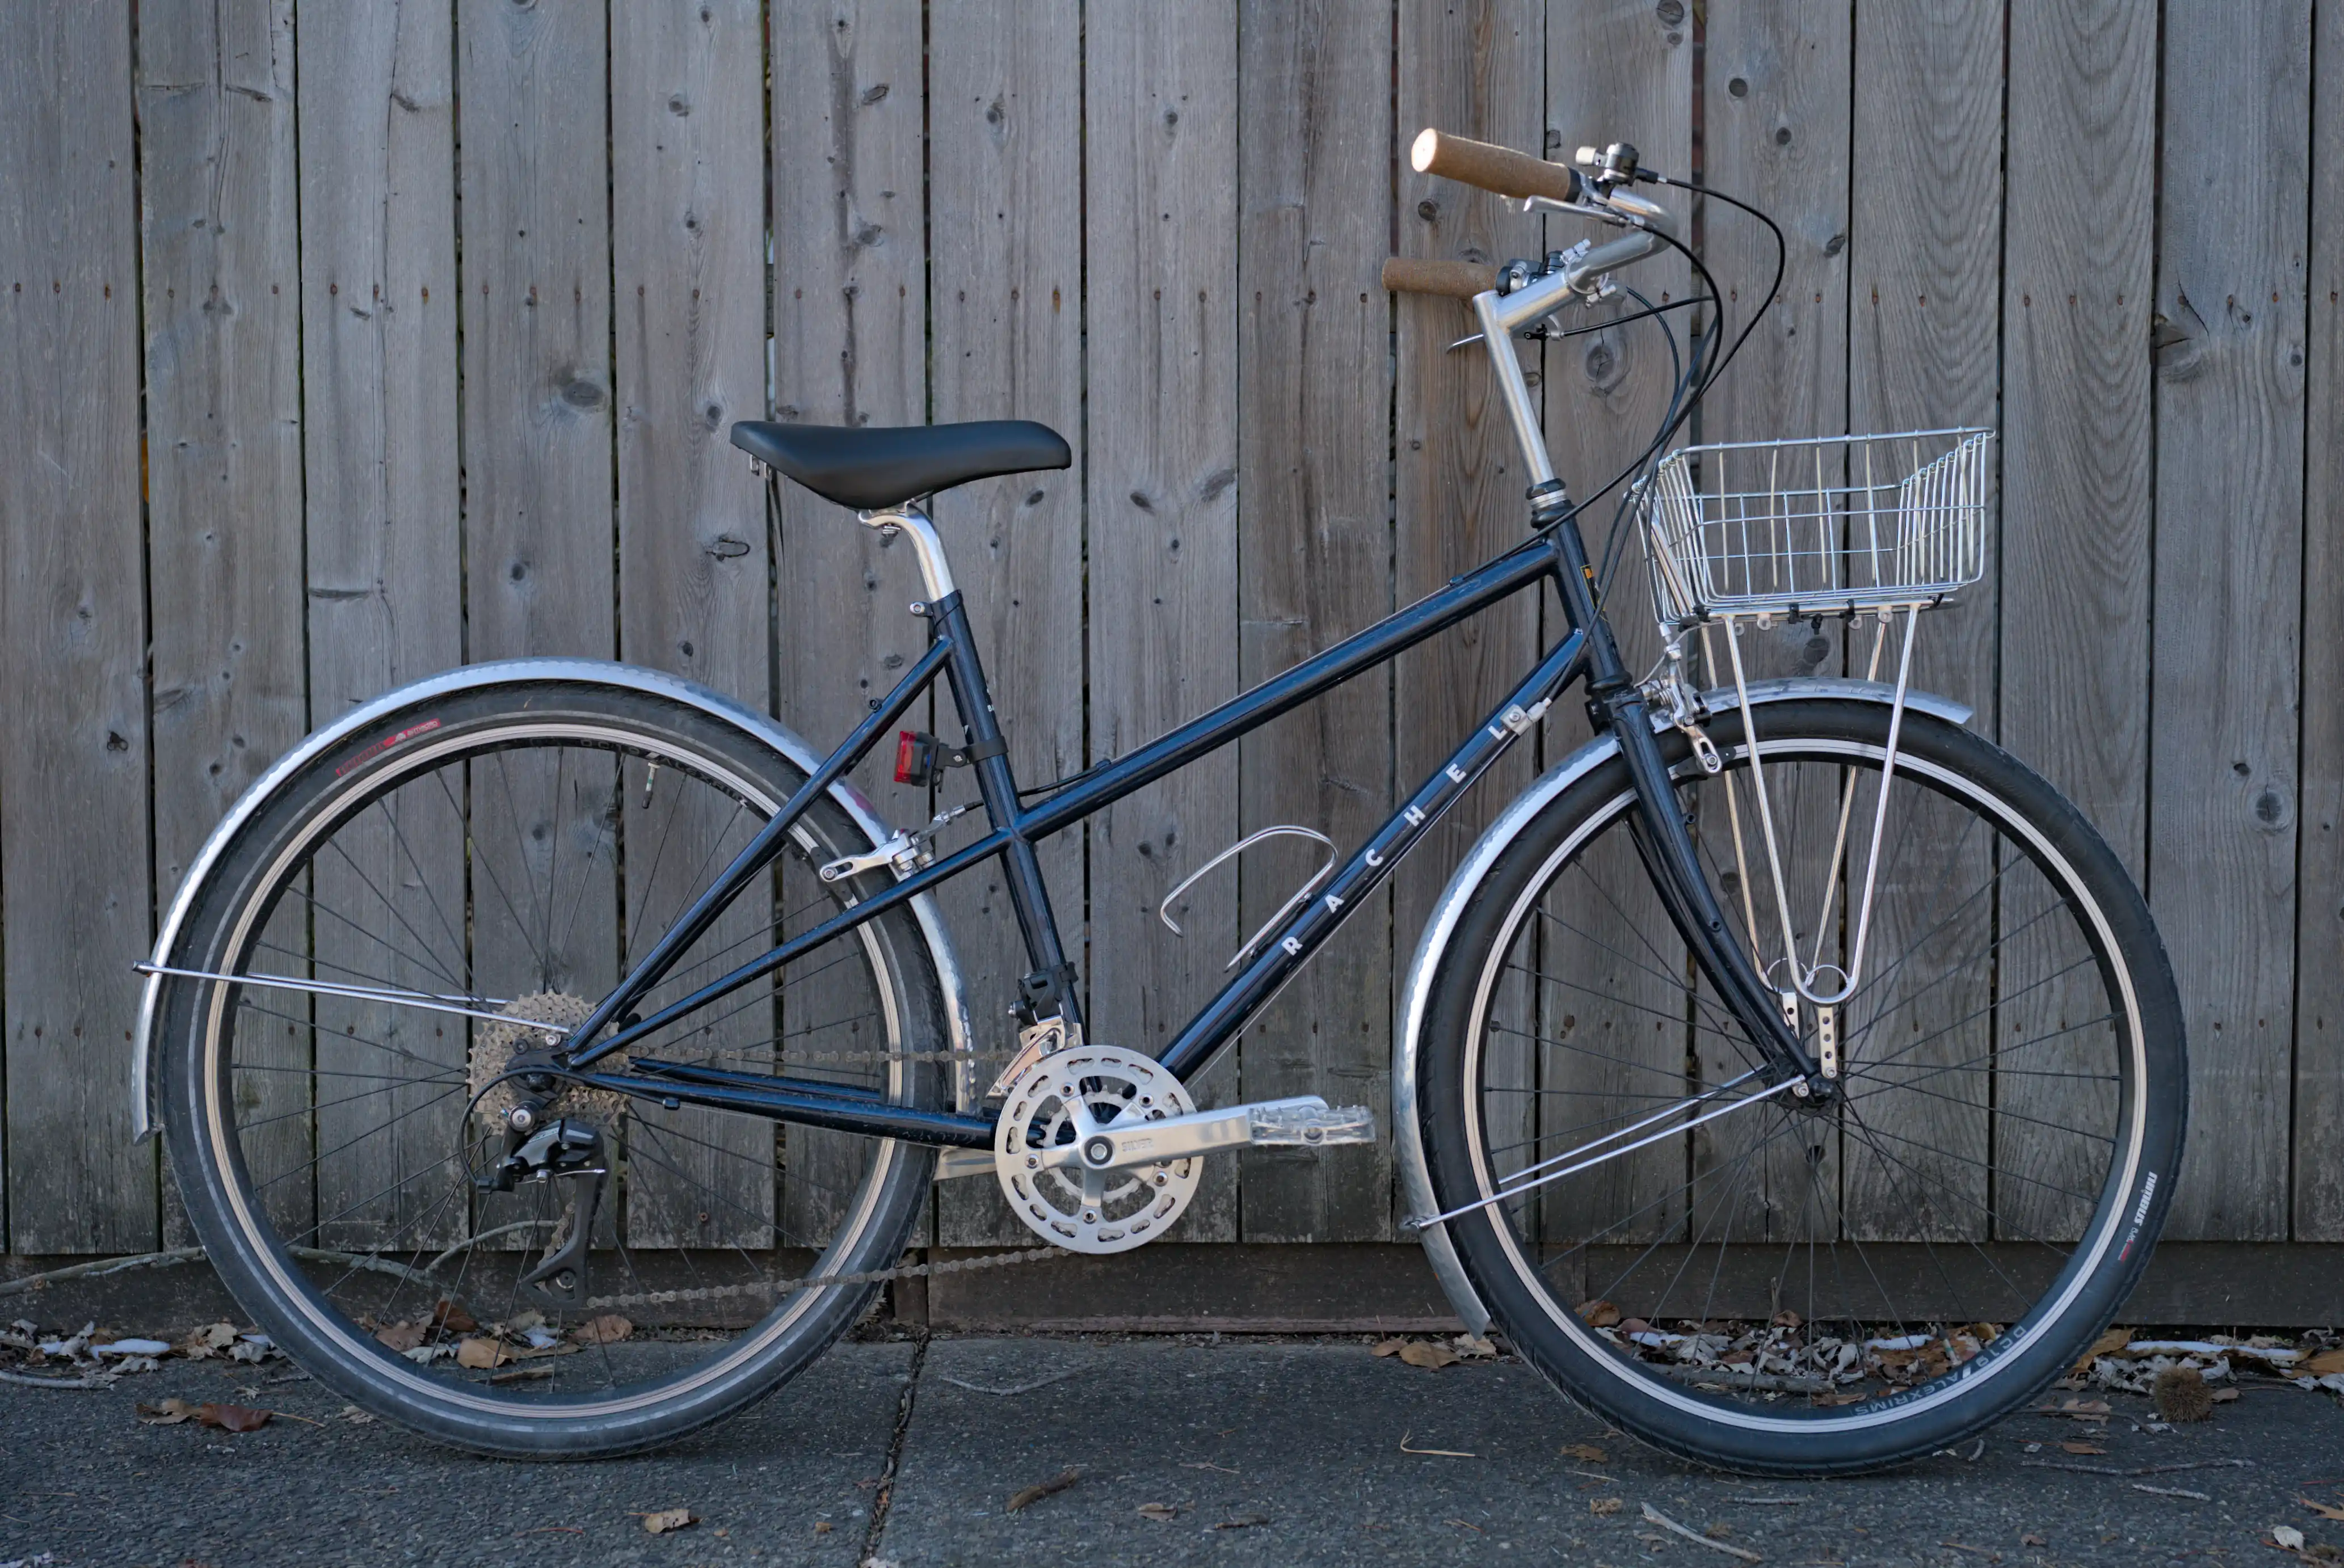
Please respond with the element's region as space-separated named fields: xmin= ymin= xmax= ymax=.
xmin=2060 ymin=1441 xmax=2106 ymax=1455
xmin=2022 ymin=1535 xmax=2046 ymax=1547
xmin=2306 ymin=1348 xmax=2344 ymax=1377
xmin=570 ymin=1314 xmax=634 ymax=1347
xmin=2300 ymin=1497 xmax=2344 ymax=1523
xmin=1136 ymin=1503 xmax=1178 ymax=1522
xmin=457 ymin=1337 xmax=512 ymax=1370
xmin=1453 ymin=1334 xmax=1498 ymax=1359
xmin=2211 ymin=1388 xmax=2240 ymax=1403
xmin=1578 ymin=1300 xmax=1622 ymax=1329
xmin=2071 ymin=1325 xmax=2131 ymax=1373
xmin=1771 ymin=1309 xmax=1803 ymax=1329
xmin=1591 ymin=1497 xmax=1624 ymax=1516
xmin=813 ymin=1521 xmax=833 ymax=1535
xmin=197 ymin=1402 xmax=272 ymax=1433
xmin=639 ymin=1508 xmax=696 ymax=1535
xmin=1398 ymin=1341 xmax=1461 ymax=1371
xmin=373 ymin=1321 xmax=426 ymax=1354
xmin=1005 ymin=1468 xmax=1080 ymax=1512
xmin=178 ymin=1322 xmax=237 ymax=1360
xmin=136 ymin=1398 xmax=196 ymax=1425
xmin=1370 ymin=1338 xmax=1405 ymax=1358
xmin=2275 ymin=1525 xmax=2307 ymax=1551
xmin=1559 ymin=1443 xmax=1609 ymax=1463
xmin=432 ymin=1300 xmax=479 ymax=1335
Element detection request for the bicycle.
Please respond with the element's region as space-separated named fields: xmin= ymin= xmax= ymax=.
xmin=133 ymin=130 xmax=2183 ymax=1473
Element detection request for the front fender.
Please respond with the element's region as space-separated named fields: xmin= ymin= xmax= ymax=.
xmin=1392 ymin=677 xmax=1973 ymax=1334
xmin=132 ymin=659 xmax=976 ymax=1140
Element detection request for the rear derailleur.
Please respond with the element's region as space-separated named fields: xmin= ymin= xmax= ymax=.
xmin=474 ymin=1101 xmax=608 ymax=1309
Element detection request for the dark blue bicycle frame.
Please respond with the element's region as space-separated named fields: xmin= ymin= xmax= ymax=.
xmin=553 ymin=500 xmax=1818 ymax=1151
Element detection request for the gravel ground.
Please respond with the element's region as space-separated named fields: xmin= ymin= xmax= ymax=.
xmin=1 ymin=1330 xmax=2338 ymax=1567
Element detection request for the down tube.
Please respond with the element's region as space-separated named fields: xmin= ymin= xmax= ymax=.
xmin=1155 ymin=629 xmax=1588 ymax=1082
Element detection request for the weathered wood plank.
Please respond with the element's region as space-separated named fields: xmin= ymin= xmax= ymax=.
xmin=456 ymin=0 xmax=615 ymax=665
xmin=1994 ymin=0 xmax=2157 ymax=1245
xmin=136 ymin=0 xmax=308 ymax=1252
xmin=1392 ymin=0 xmax=1546 ymax=1236
xmin=1534 ymin=0 xmax=1691 ymax=1260
xmin=295 ymin=1 xmax=468 ymax=1250
xmin=297 ymin=14 xmax=465 ymax=1255
xmin=141 ymin=0 xmax=308 ymax=891
xmin=1233 ymin=0 xmax=1395 ymax=1244
xmin=298 ymin=0 xmax=462 ymax=713
xmin=770 ymin=1 xmax=929 ymax=1248
xmin=927 ymin=0 xmax=1087 ymax=1249
xmin=456 ymin=0 xmax=619 ymax=1253
xmin=612 ymin=0 xmax=772 ymax=1250
xmin=0 ymin=3 xmax=152 ymax=1252
xmin=1692 ymin=0 xmax=1852 ymax=1245
xmin=2150 ymin=0 xmax=2311 ymax=1241
xmin=1840 ymin=0 xmax=2004 ymax=1244
xmin=2297 ymin=0 xmax=2344 ymax=1243
xmin=1085 ymin=0 xmax=1242 ymax=1241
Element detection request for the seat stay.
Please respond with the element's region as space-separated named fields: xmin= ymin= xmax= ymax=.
xmin=562 ymin=633 xmax=956 ymax=1068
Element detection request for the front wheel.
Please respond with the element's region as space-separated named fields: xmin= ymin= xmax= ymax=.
xmin=1419 ymin=697 xmax=2185 ymax=1474
xmin=159 ymin=676 xmax=950 ymax=1457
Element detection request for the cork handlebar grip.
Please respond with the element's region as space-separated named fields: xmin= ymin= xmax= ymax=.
xmin=1410 ymin=128 xmax=1584 ymax=205
xmin=1379 ymin=256 xmax=1499 ymax=300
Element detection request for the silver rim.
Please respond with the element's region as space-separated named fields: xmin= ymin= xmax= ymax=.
xmin=1460 ymin=734 xmax=2147 ymax=1434
xmin=192 ymin=714 xmax=916 ymax=1423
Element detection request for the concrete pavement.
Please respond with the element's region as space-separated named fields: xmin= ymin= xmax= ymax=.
xmin=1 ymin=1329 xmax=2338 ymax=1566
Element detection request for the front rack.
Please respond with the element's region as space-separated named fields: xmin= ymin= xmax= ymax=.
xmin=1640 ymin=428 xmax=1994 ymax=631
xmin=1632 ymin=427 xmax=1997 ymax=1025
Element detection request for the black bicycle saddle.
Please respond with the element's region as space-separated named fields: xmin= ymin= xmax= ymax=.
xmin=730 ymin=419 xmax=1071 ymax=512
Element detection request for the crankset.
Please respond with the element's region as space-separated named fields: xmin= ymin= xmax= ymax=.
xmin=987 ymin=1040 xmax=1375 ymax=1255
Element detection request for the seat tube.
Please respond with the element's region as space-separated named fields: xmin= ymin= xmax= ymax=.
xmin=930 ymin=593 xmax=1083 ymax=1030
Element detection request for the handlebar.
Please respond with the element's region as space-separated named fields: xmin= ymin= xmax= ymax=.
xmin=1386 ymin=129 xmax=1671 ymax=301
xmin=1378 ymin=257 xmax=1499 ymax=300
xmin=1409 ymin=128 xmax=1583 ymax=205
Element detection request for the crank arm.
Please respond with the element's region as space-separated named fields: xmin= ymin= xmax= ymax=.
xmin=1036 ymin=1096 xmax=1375 ymax=1176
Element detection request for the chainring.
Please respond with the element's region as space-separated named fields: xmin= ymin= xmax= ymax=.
xmin=994 ymin=1043 xmax=1198 ymax=1254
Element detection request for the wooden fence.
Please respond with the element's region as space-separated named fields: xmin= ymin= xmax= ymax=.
xmin=0 ymin=0 xmax=2335 ymax=1276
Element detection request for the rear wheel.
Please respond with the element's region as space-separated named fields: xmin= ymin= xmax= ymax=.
xmin=1420 ymin=698 xmax=2185 ymax=1473
xmin=161 ymin=679 xmax=948 ymax=1457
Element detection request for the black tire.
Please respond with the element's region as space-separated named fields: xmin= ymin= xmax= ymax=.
xmin=160 ymin=678 xmax=948 ymax=1458
xmin=1419 ymin=697 xmax=2186 ymax=1474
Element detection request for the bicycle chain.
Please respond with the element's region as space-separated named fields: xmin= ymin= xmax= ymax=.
xmin=582 ymin=1241 xmax=1060 ymax=1313
xmin=774 ymin=1048 xmax=1017 ymax=1067
xmin=578 ymin=1043 xmax=1045 ymax=1310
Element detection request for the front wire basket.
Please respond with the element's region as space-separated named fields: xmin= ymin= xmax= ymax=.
xmin=1632 ymin=426 xmax=1997 ymax=1022
xmin=1639 ymin=427 xmax=1994 ymax=632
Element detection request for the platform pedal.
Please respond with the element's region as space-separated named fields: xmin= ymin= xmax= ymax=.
xmin=1245 ymin=1101 xmax=1378 ymax=1147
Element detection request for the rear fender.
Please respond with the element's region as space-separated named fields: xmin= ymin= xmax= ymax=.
xmin=132 ymin=659 xmax=976 ymax=1139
